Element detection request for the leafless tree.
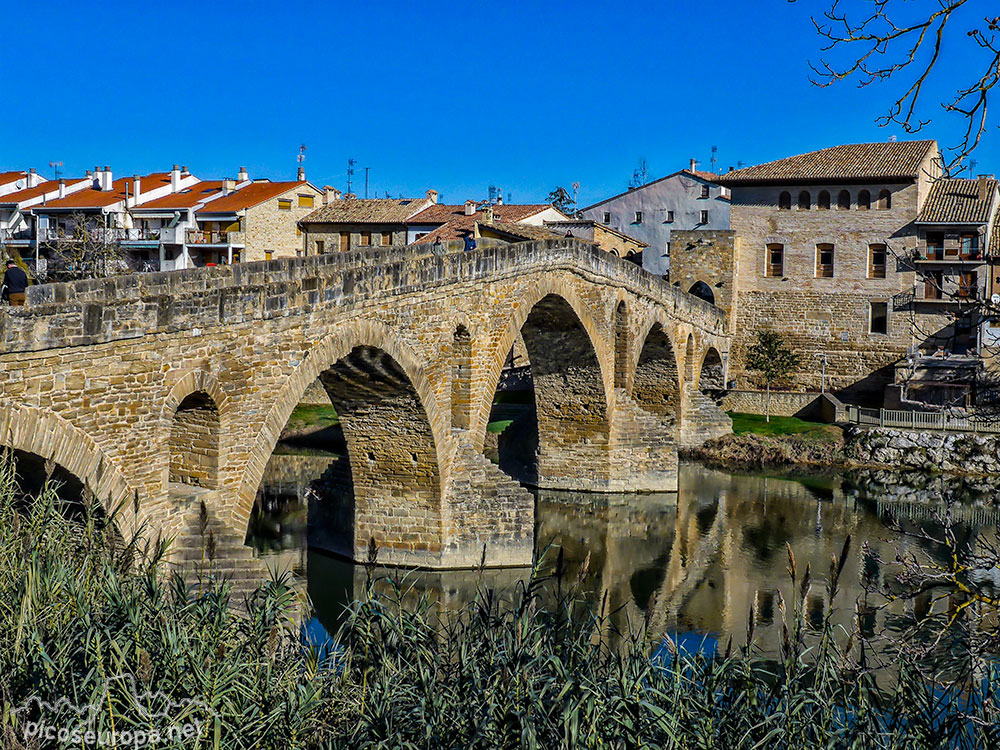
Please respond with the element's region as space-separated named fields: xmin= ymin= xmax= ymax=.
xmin=44 ymin=212 xmax=131 ymax=282
xmin=799 ymin=0 xmax=1000 ymax=173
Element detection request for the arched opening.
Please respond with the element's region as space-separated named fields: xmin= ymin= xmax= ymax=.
xmin=778 ymin=191 xmax=791 ymax=210
xmin=817 ymin=190 xmax=831 ymax=210
xmin=614 ymin=301 xmax=629 ymax=390
xmin=798 ymin=191 xmax=811 ymax=210
xmin=632 ymin=323 xmax=680 ymax=422
xmin=486 ymin=294 xmax=609 ymax=489
xmin=684 ymin=334 xmax=696 ymax=383
xmin=699 ymin=348 xmax=725 ymax=392
xmin=837 ymin=190 xmax=851 ymax=210
xmin=170 ymin=391 xmax=220 ymax=489
xmin=858 ymin=189 xmax=871 ymax=210
xmin=877 ymin=189 xmax=891 ymax=210
xmin=451 ymin=325 xmax=472 ymax=430
xmin=688 ymin=281 xmax=715 ymax=306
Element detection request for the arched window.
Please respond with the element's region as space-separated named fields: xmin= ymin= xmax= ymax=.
xmin=765 ymin=244 xmax=783 ymax=277
xmin=837 ymin=190 xmax=851 ymax=210
xmin=688 ymin=281 xmax=715 ymax=305
xmin=778 ymin=191 xmax=791 ymax=210
xmin=877 ymin=189 xmax=891 ymax=210
xmin=858 ymin=190 xmax=871 ymax=210
xmin=798 ymin=191 xmax=811 ymax=210
xmin=817 ymin=190 xmax=831 ymax=210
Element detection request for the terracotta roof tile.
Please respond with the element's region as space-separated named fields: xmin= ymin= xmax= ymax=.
xmin=0 ymin=171 xmax=26 ymax=187
xmin=0 ymin=178 xmax=87 ymax=205
xmin=479 ymin=221 xmax=565 ymax=242
xmin=917 ymin=178 xmax=998 ymax=224
xmin=301 ymin=197 xmax=431 ymax=224
xmin=135 ymin=181 xmax=226 ymax=210
xmin=717 ymin=140 xmax=937 ymax=185
xmin=35 ymin=172 xmax=174 ymax=209
xmin=406 ymin=205 xmax=556 ymax=244
xmin=196 ymin=181 xmax=309 ymax=214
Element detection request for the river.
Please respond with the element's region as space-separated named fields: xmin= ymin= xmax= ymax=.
xmin=249 ymin=444 xmax=1000 ymax=659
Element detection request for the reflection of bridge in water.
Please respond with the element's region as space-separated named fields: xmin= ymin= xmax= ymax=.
xmin=255 ymin=455 xmax=1000 ymax=651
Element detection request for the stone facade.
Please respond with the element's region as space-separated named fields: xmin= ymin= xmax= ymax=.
xmin=241 ymin=184 xmax=321 ymax=261
xmin=303 ymin=224 xmax=408 ymax=255
xmin=0 ymin=239 xmax=731 ymax=570
xmin=668 ymin=230 xmax=735 ymax=315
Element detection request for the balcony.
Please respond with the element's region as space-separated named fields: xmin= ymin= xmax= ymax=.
xmin=35 ymin=227 xmax=161 ymax=243
xmin=0 ymin=228 xmax=34 ymax=243
xmin=185 ymin=229 xmax=246 ymax=246
xmin=914 ymin=285 xmax=981 ymax=305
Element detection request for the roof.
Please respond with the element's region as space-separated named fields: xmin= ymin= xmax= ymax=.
xmin=300 ymin=197 xmax=431 ymax=224
xmin=407 ymin=204 xmax=558 ymax=245
xmin=716 ymin=140 xmax=937 ymax=186
xmin=544 ymin=219 xmax=649 ymax=247
xmin=581 ymin=169 xmax=725 ymax=211
xmin=478 ymin=221 xmax=565 ymax=243
xmin=0 ymin=171 xmax=27 ymax=188
xmin=196 ymin=180 xmax=311 ymax=214
xmin=34 ymin=172 xmax=174 ymax=209
xmin=0 ymin=178 xmax=87 ymax=205
xmin=916 ymin=178 xmax=998 ymax=224
xmin=135 ymin=181 xmax=226 ymax=210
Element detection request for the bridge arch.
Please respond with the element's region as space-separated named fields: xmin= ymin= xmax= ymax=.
xmin=0 ymin=401 xmax=138 ymax=537
xmin=238 ymin=318 xmax=446 ymax=562
xmin=699 ymin=346 xmax=726 ymax=391
xmin=630 ymin=320 xmax=683 ymax=422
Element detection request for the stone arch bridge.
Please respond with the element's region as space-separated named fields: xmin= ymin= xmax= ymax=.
xmin=0 ymin=239 xmax=731 ymax=569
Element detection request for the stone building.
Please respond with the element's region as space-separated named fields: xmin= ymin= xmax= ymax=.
xmin=299 ymin=191 xmax=436 ymax=254
xmin=711 ymin=140 xmax=947 ymax=402
xmin=406 ymin=201 xmax=568 ymax=245
xmin=542 ymin=219 xmax=647 ymax=261
xmin=579 ymin=161 xmax=731 ymax=276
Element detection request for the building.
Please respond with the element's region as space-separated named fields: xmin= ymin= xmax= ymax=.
xmin=299 ymin=190 xmax=435 ymax=254
xmin=710 ymin=139 xmax=948 ymax=403
xmin=542 ymin=219 xmax=647 ymax=261
xmin=128 ymin=179 xmax=228 ymax=270
xmin=406 ymin=201 xmax=568 ymax=245
xmin=579 ymin=161 xmax=731 ymax=276
xmin=0 ymin=173 xmax=90 ymax=256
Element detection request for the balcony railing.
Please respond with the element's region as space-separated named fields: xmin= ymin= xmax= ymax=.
xmin=185 ymin=229 xmax=246 ymax=245
xmin=35 ymin=227 xmax=161 ymax=242
xmin=0 ymin=228 xmax=35 ymax=243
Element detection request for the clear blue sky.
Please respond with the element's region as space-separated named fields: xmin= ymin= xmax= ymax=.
xmin=3 ymin=0 xmax=994 ymax=206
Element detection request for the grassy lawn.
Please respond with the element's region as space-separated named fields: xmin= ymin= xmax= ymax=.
xmin=284 ymin=403 xmax=339 ymax=432
xmin=727 ymin=412 xmax=842 ymax=443
xmin=487 ymin=419 xmax=514 ymax=434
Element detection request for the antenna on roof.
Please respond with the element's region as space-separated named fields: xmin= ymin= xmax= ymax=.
xmin=347 ymin=158 xmax=357 ymax=195
xmin=737 ymin=160 xmax=745 ymax=170
xmin=572 ymin=181 xmax=580 ymax=209
xmin=364 ymin=167 xmax=370 ymax=199
xmin=710 ymin=146 xmax=718 ymax=173
xmin=48 ymin=161 xmax=63 ymax=180
xmin=488 ymin=185 xmax=498 ymax=205
xmin=969 ymin=158 xmax=979 ymax=176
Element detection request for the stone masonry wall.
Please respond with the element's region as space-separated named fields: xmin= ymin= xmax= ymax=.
xmin=243 ymin=184 xmax=322 ymax=261
xmin=169 ymin=392 xmax=220 ymax=488
xmin=669 ymin=230 xmax=735 ymax=316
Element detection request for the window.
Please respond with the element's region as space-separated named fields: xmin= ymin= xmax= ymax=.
xmin=960 ymin=232 xmax=980 ymax=259
xmin=869 ymin=244 xmax=887 ymax=278
xmin=316 ymin=240 xmax=325 ymax=254
xmin=265 ymin=251 xmax=273 ymax=261
xmin=296 ymin=227 xmax=302 ymax=236
xmin=925 ymin=270 xmax=943 ymax=300
xmin=766 ymin=244 xmax=784 ymax=277
xmin=778 ymin=191 xmax=791 ymax=210
xmin=603 ymin=211 xmax=611 ymax=224
xmin=360 ymin=232 xmax=371 ymax=246
xmin=926 ymin=231 xmax=944 ymax=260
xmin=634 ymin=211 xmax=643 ymax=223
xmin=663 ymin=242 xmax=670 ymax=258
xmin=381 ymin=231 xmax=391 ymax=246
xmin=298 ymin=194 xmax=314 ymax=208
xmin=700 ymin=184 xmax=710 ymax=198
xmin=818 ymin=190 xmax=831 ymax=210
xmin=798 ymin=191 xmax=811 ymax=210
xmin=877 ymin=190 xmax=891 ymax=210
xmin=837 ymin=190 xmax=851 ymax=210
xmin=665 ymin=210 xmax=674 ymax=223
xmin=870 ymin=301 xmax=888 ymax=334
xmin=858 ymin=190 xmax=871 ymax=210
xmin=958 ymin=271 xmax=978 ymax=299
xmin=816 ymin=243 xmax=835 ymax=277
xmin=277 ymin=199 xmax=292 ymax=210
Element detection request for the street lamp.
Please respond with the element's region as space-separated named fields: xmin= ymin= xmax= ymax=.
xmin=814 ymin=352 xmax=828 ymax=394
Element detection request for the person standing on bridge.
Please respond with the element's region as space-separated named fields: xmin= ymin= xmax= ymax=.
xmin=2 ymin=260 xmax=28 ymax=306
xmin=462 ymin=231 xmax=477 ymax=253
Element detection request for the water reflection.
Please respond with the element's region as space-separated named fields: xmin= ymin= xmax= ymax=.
xmin=250 ymin=449 xmax=1000 ymax=655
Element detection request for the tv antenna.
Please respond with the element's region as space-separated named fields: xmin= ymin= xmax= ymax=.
xmin=710 ymin=146 xmax=718 ymax=173
xmin=49 ymin=161 xmax=63 ymax=180
xmin=347 ymin=158 xmax=357 ymax=195
xmin=297 ymin=144 xmax=307 ymax=166
xmin=364 ymin=167 xmax=370 ymax=198
xmin=969 ymin=158 xmax=979 ymax=176
xmin=571 ymin=181 xmax=580 ymax=208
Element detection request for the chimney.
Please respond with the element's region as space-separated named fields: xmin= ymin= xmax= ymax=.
xmin=238 ymin=166 xmax=249 ymax=182
xmin=170 ymin=165 xmax=181 ymax=192
xmin=102 ymin=166 xmax=113 ymax=191
xmin=464 ymin=200 xmax=477 ymax=216
xmin=133 ymin=174 xmax=141 ymax=201
xmin=297 ymin=166 xmax=306 ymax=182
xmin=27 ymin=168 xmax=39 ymax=188
xmin=222 ymin=178 xmax=236 ymax=194
xmin=689 ymin=159 xmax=697 ymax=172
xmin=181 ymin=165 xmax=189 ymax=175
xmin=426 ymin=188 xmax=438 ymax=204
xmin=324 ymin=186 xmax=341 ymax=205
xmin=483 ymin=205 xmax=494 ymax=224
xmin=58 ymin=179 xmax=66 ymax=199
xmin=728 ymin=166 xmax=734 ymax=172
xmin=496 ymin=190 xmax=503 ymax=205
xmin=978 ymin=175 xmax=990 ymax=201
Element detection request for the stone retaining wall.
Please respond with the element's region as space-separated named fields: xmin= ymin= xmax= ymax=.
xmin=844 ymin=425 xmax=1000 ymax=474
xmin=721 ymin=390 xmax=846 ymax=421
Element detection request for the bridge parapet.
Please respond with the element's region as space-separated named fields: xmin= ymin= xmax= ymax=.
xmin=3 ymin=239 xmax=726 ymax=353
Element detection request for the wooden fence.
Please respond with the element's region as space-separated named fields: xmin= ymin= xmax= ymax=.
xmin=846 ymin=405 xmax=1000 ymax=435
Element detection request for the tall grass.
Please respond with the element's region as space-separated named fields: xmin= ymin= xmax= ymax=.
xmin=1 ymin=451 xmax=998 ymax=748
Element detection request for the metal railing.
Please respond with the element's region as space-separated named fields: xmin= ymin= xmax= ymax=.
xmin=186 ymin=229 xmax=245 ymax=245
xmin=846 ymin=405 xmax=1000 ymax=434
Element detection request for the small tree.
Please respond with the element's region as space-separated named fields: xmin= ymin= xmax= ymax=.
xmin=745 ymin=330 xmax=800 ymax=422
xmin=46 ymin=212 xmax=130 ymax=281
xmin=546 ymin=186 xmax=575 ymax=215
